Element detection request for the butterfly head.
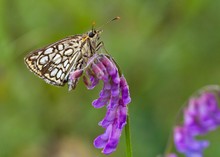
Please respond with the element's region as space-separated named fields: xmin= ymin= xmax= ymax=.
xmin=87 ymin=16 xmax=120 ymax=41
xmin=87 ymin=29 xmax=103 ymax=40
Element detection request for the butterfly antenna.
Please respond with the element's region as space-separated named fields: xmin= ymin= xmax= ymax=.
xmin=91 ymin=21 xmax=96 ymax=32
xmin=97 ymin=16 xmax=120 ymax=30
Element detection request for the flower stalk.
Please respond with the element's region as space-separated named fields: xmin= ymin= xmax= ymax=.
xmin=125 ymin=113 xmax=132 ymax=157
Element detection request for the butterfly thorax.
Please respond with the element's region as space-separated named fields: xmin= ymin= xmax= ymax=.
xmin=81 ymin=29 xmax=101 ymax=57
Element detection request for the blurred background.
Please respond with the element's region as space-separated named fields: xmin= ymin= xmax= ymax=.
xmin=1 ymin=0 xmax=220 ymax=157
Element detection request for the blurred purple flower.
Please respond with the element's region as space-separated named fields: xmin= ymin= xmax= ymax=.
xmin=68 ymin=54 xmax=131 ymax=154
xmin=174 ymin=126 xmax=209 ymax=157
xmin=174 ymin=91 xmax=220 ymax=157
xmin=184 ymin=92 xmax=220 ymax=135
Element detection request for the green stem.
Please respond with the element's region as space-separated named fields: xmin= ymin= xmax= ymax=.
xmin=125 ymin=112 xmax=132 ymax=157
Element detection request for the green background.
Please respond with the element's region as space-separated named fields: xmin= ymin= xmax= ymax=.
xmin=1 ymin=0 xmax=220 ymax=157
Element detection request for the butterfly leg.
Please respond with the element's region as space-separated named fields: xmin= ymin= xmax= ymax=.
xmin=96 ymin=41 xmax=110 ymax=55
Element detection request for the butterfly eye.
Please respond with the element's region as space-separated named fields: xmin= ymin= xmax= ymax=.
xmin=88 ymin=30 xmax=96 ymax=38
xmin=88 ymin=31 xmax=95 ymax=38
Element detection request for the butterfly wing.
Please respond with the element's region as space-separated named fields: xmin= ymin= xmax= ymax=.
xmin=24 ymin=35 xmax=84 ymax=86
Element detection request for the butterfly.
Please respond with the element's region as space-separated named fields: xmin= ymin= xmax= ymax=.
xmin=24 ymin=17 xmax=120 ymax=90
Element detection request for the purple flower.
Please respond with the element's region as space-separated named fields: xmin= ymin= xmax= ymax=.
xmin=174 ymin=126 xmax=209 ymax=157
xmin=184 ymin=92 xmax=220 ymax=135
xmin=173 ymin=90 xmax=220 ymax=157
xmin=68 ymin=70 xmax=83 ymax=91
xmin=68 ymin=54 xmax=131 ymax=154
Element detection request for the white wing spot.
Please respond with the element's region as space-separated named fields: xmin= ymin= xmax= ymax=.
xmin=61 ymin=73 xmax=65 ymax=80
xmin=50 ymin=68 xmax=58 ymax=77
xmin=39 ymin=56 xmax=49 ymax=65
xmin=53 ymin=54 xmax=62 ymax=64
xmin=44 ymin=48 xmax=53 ymax=54
xmin=57 ymin=69 xmax=63 ymax=79
xmin=30 ymin=56 xmax=37 ymax=60
xmin=64 ymin=49 xmax=73 ymax=56
xmin=66 ymin=64 xmax=70 ymax=70
xmin=58 ymin=44 xmax=64 ymax=50
xmin=63 ymin=60 xmax=69 ymax=67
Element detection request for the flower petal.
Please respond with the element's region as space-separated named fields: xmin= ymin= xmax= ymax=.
xmin=94 ymin=125 xmax=112 ymax=149
xmin=102 ymin=126 xmax=122 ymax=154
xmin=174 ymin=126 xmax=209 ymax=157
